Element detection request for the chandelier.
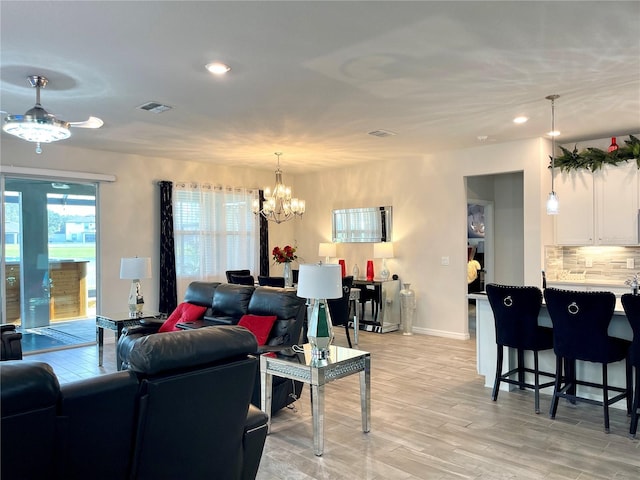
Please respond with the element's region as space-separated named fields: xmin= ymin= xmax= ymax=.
xmin=546 ymin=94 xmax=560 ymax=215
xmin=253 ymin=152 xmax=305 ymax=224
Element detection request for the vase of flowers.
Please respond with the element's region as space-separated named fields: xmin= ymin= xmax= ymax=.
xmin=272 ymin=245 xmax=297 ymax=287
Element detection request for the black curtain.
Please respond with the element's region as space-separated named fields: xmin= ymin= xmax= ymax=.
xmin=158 ymin=181 xmax=177 ymax=314
xmin=258 ymin=190 xmax=270 ymax=276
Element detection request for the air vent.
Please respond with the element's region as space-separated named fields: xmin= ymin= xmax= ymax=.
xmin=137 ymin=102 xmax=173 ymax=114
xmin=368 ymin=129 xmax=397 ymax=138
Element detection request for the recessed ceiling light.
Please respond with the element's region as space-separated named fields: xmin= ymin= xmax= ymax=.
xmin=548 ymin=130 xmax=561 ymax=137
xmin=513 ymin=116 xmax=528 ymax=124
xmin=206 ymin=62 xmax=231 ymax=75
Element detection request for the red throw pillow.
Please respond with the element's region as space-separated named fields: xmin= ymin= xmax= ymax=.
xmin=158 ymin=302 xmax=207 ymax=333
xmin=238 ymin=314 xmax=278 ymax=345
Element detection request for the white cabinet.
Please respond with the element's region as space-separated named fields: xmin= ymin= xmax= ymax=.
xmin=595 ymin=163 xmax=639 ymax=245
xmin=554 ymin=163 xmax=639 ymax=245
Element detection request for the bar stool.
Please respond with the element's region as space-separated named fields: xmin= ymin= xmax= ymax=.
xmin=544 ymin=288 xmax=632 ymax=433
xmin=485 ymin=284 xmax=555 ymax=413
xmin=621 ymin=293 xmax=640 ymax=438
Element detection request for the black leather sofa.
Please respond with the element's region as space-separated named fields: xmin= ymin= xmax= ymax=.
xmin=118 ymin=282 xmax=306 ymax=414
xmin=1 ymin=326 xmax=268 ymax=480
xmin=1 ymin=324 xmax=22 ymax=360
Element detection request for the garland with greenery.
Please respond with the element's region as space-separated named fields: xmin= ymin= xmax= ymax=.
xmin=551 ymin=135 xmax=640 ymax=172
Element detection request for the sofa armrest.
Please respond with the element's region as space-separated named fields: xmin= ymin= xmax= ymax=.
xmin=242 ymin=404 xmax=268 ymax=480
xmin=122 ymin=324 xmax=161 ymax=336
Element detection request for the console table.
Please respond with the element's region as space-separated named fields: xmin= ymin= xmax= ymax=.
xmin=260 ymin=344 xmax=371 ymax=456
xmin=352 ymin=279 xmax=400 ymax=333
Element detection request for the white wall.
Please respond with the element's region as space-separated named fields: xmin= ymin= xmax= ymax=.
xmin=1 ymin=140 xmax=294 ymax=313
xmin=2 ymin=135 xmax=554 ymax=338
xmin=294 ymin=137 xmax=553 ymax=339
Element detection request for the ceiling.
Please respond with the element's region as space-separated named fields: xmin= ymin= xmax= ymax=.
xmin=1 ymin=1 xmax=639 ymax=173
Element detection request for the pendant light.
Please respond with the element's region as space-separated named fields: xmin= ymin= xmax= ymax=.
xmin=546 ymin=94 xmax=560 ymax=215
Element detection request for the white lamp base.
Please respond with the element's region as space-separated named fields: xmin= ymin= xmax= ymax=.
xmin=380 ymin=258 xmax=390 ymax=281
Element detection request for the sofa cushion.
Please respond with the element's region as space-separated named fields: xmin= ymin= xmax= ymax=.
xmin=212 ymin=283 xmax=254 ymax=318
xmin=238 ymin=314 xmax=278 ymax=345
xmin=158 ymin=302 xmax=208 ymax=333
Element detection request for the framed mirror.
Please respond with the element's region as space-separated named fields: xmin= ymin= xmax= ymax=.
xmin=332 ymin=206 xmax=392 ymax=243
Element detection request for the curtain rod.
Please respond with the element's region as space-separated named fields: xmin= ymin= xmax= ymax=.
xmin=0 ymin=166 xmax=116 ymax=182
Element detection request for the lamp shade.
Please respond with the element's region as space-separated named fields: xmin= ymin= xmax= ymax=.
xmin=296 ymin=263 xmax=342 ymax=299
xmin=120 ymin=257 xmax=152 ymax=280
xmin=373 ymin=242 xmax=394 ymax=259
xmin=318 ymin=242 xmax=336 ymax=259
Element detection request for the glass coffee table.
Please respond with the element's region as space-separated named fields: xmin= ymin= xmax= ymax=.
xmin=260 ymin=344 xmax=371 ymax=456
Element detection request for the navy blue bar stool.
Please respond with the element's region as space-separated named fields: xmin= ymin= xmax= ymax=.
xmin=485 ymin=284 xmax=555 ymax=413
xmin=621 ymin=293 xmax=640 ymax=438
xmin=544 ymin=288 xmax=632 ymax=433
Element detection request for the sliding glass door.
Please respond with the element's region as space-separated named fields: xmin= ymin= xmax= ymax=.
xmin=2 ymin=177 xmax=97 ymax=344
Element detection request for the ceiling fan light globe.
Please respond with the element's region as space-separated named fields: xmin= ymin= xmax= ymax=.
xmin=3 ymin=114 xmax=71 ymax=143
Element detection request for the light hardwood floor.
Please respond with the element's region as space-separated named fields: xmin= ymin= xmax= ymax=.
xmin=25 ymin=328 xmax=639 ymax=479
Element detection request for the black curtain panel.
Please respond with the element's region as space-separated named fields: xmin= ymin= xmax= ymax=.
xmin=258 ymin=190 xmax=270 ymax=277
xmin=158 ymin=181 xmax=177 ymax=314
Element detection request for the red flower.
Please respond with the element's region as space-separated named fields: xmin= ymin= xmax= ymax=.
xmin=272 ymin=245 xmax=297 ymax=264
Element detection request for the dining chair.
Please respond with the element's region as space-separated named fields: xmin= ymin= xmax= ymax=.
xmin=327 ymin=276 xmax=354 ymax=348
xmin=257 ymin=276 xmax=285 ymax=288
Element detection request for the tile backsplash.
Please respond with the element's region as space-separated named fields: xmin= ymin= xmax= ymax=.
xmin=545 ymin=245 xmax=640 ymax=286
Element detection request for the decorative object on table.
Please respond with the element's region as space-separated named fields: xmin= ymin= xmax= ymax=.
xmin=545 ymin=94 xmax=560 ymax=215
xmin=373 ymin=242 xmax=394 ymax=281
xmin=318 ymin=242 xmax=336 ymax=264
xmin=352 ymin=264 xmax=360 ymax=280
xmin=120 ymin=257 xmax=152 ymax=317
xmin=608 ymin=137 xmax=619 ymax=152
xmin=400 ymin=283 xmax=416 ymax=335
xmin=2 ymin=75 xmax=103 ymax=154
xmin=296 ymin=263 xmax=342 ymax=364
xmin=272 ymin=245 xmax=298 ymax=287
xmin=366 ymin=260 xmax=374 ymax=281
xmin=626 ymin=273 xmax=639 ymax=295
xmin=252 ymin=152 xmax=305 ymax=223
xmin=338 ymin=259 xmax=346 ymax=278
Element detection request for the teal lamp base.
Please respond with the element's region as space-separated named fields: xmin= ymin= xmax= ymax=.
xmin=307 ymin=300 xmax=333 ymax=364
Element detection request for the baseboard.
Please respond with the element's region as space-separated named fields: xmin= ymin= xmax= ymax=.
xmin=411 ymin=326 xmax=471 ymax=341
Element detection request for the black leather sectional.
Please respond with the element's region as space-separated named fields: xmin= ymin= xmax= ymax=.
xmin=1 ymin=326 xmax=268 ymax=480
xmin=118 ymin=282 xmax=307 ymax=414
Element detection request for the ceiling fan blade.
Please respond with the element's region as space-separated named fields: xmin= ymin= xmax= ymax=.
xmin=69 ymin=116 xmax=104 ymax=129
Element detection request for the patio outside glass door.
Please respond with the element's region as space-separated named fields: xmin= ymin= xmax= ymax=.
xmin=2 ymin=177 xmax=97 ymax=349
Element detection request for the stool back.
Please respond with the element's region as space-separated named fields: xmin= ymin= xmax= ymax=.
xmin=485 ymin=284 xmax=545 ymax=350
xmin=544 ymin=288 xmax=616 ymax=363
xmin=621 ymin=294 xmax=640 ymax=367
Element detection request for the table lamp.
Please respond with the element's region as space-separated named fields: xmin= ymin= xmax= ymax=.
xmin=374 ymin=242 xmax=394 ymax=281
xmin=297 ymin=263 xmax=342 ymax=363
xmin=318 ymin=242 xmax=336 ymax=264
xmin=120 ymin=257 xmax=152 ymax=317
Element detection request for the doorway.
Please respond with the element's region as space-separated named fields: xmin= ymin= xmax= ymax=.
xmin=465 ymin=172 xmax=524 ymax=335
xmin=2 ymin=177 xmax=98 ymax=352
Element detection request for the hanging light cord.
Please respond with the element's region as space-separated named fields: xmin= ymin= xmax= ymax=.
xmin=546 ymin=94 xmax=559 ymax=194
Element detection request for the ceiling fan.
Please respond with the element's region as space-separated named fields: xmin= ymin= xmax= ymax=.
xmin=2 ymin=75 xmax=103 ymax=154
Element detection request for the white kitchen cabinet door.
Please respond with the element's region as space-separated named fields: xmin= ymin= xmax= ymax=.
xmin=596 ymin=163 xmax=639 ymax=245
xmin=554 ymin=169 xmax=595 ymax=245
